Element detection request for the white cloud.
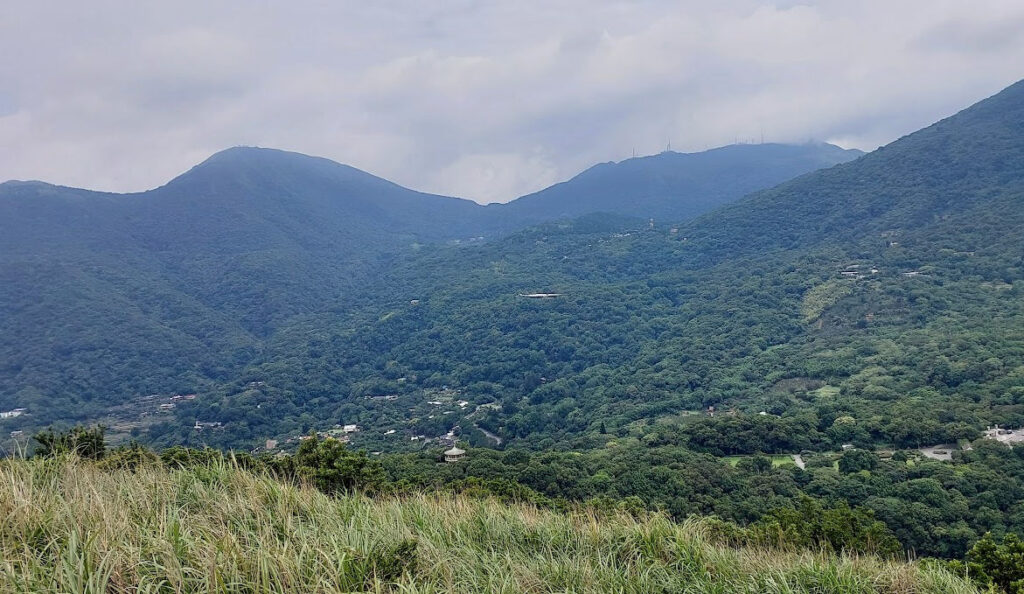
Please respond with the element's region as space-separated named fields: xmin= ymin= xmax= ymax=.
xmin=1 ymin=1 xmax=1023 ymax=202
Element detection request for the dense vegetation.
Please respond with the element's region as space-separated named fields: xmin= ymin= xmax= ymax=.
xmin=28 ymin=425 xmax=1024 ymax=565
xmin=118 ymin=79 xmax=1024 ymax=458
xmin=0 ymin=443 xmax=980 ymax=593
xmin=3 ymin=77 xmax=1024 ymax=591
xmin=0 ymin=143 xmax=852 ymax=432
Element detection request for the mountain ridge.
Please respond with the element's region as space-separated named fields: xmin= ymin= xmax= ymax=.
xmin=1 ymin=142 xmax=862 ymax=226
xmin=500 ymin=142 xmax=862 ymax=224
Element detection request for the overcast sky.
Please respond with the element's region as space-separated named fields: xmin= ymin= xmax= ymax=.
xmin=2 ymin=1 xmax=1024 ymax=203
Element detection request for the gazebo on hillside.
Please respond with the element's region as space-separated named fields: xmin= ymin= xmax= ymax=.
xmin=444 ymin=446 xmax=466 ymax=463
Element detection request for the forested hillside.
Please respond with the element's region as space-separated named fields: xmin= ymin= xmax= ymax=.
xmin=146 ymin=79 xmax=1024 ymax=460
xmin=0 ymin=143 xmax=856 ymax=431
xmin=0 ymin=148 xmax=489 ymax=423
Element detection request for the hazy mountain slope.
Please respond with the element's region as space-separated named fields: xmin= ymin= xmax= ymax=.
xmin=140 ymin=147 xmax=490 ymax=250
xmin=496 ymin=142 xmax=862 ymax=226
xmin=683 ymin=79 xmax=1024 ymax=261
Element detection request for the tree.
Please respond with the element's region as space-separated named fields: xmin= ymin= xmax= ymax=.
xmin=33 ymin=426 xmax=106 ymax=460
xmin=287 ymin=434 xmax=386 ymax=494
xmin=960 ymin=533 xmax=1024 ymax=593
xmin=838 ymin=449 xmax=878 ymax=474
xmin=751 ymin=496 xmax=900 ymax=557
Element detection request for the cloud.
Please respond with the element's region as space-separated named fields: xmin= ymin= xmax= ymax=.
xmin=1 ymin=1 xmax=1024 ymax=202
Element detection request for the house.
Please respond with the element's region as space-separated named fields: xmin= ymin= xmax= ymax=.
xmin=0 ymin=408 xmax=26 ymax=419
xmin=342 ymin=424 xmax=359 ymax=434
xmin=159 ymin=403 xmax=176 ymax=411
xmin=265 ymin=439 xmax=278 ymax=450
xmin=444 ymin=447 xmax=466 ymax=463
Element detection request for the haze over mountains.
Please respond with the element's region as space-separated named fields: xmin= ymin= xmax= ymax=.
xmin=0 ymin=140 xmax=858 ymax=424
xmin=1 ymin=79 xmax=1023 ymax=460
xmin=244 ymin=78 xmax=1024 ymax=439
xmin=12 ymin=0 xmax=1024 ymax=585
xmin=498 ymin=142 xmax=861 ymax=225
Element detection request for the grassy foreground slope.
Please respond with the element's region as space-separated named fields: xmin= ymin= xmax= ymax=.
xmin=0 ymin=458 xmax=975 ymax=593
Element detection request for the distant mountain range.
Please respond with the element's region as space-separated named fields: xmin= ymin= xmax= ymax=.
xmin=0 ymin=141 xmax=862 ymax=256
xmin=3 ymin=77 xmax=1022 ymax=456
xmin=495 ymin=142 xmax=861 ymax=226
xmin=0 ymin=140 xmax=858 ymax=425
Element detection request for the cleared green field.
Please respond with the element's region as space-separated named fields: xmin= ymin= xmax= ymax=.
xmin=721 ymin=454 xmax=798 ymax=468
xmin=811 ymin=385 xmax=842 ymax=399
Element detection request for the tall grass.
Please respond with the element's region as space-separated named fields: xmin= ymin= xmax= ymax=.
xmin=0 ymin=456 xmax=977 ymax=593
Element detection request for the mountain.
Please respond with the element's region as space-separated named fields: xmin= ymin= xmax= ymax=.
xmin=496 ymin=142 xmax=862 ymax=225
xmin=4 ymin=81 xmax=1024 ymax=565
xmin=0 ymin=147 xmax=485 ymax=256
xmin=6 ymin=67 xmax=1022 ymax=455
xmin=0 ymin=142 xmax=850 ymax=428
xmin=168 ymin=78 xmax=1024 ymax=461
xmin=682 ymin=80 xmax=1024 ymax=263
xmin=0 ymin=148 xmax=491 ymax=423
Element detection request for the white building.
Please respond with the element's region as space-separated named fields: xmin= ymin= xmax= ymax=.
xmin=0 ymin=408 xmax=26 ymax=419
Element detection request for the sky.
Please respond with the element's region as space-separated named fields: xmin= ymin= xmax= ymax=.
xmin=2 ymin=1 xmax=1024 ymax=204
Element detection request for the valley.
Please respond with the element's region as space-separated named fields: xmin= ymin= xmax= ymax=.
xmin=3 ymin=77 xmax=1024 ymax=578
xmin=9 ymin=3 xmax=1024 ymax=591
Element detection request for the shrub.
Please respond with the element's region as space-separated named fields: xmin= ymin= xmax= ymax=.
xmin=32 ymin=426 xmax=106 ymax=460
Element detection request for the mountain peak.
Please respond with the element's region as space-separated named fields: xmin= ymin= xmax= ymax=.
xmin=162 ymin=146 xmax=391 ymax=194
